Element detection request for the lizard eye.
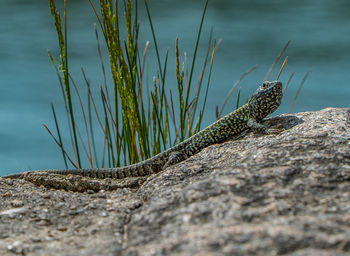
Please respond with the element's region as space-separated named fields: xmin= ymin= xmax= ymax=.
xmin=261 ymin=82 xmax=269 ymax=89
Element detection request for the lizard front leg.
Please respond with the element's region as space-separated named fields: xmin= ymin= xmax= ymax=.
xmin=247 ymin=118 xmax=282 ymax=134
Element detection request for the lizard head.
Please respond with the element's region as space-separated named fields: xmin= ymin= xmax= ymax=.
xmin=248 ymin=80 xmax=283 ymax=120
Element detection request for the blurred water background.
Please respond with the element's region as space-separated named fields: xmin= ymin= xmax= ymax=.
xmin=1 ymin=0 xmax=349 ymax=175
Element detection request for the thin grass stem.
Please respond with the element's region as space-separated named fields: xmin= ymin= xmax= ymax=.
xmin=288 ymin=71 xmax=311 ymax=113
xmin=50 ymin=104 xmax=68 ymax=168
xmin=283 ymin=71 xmax=295 ymax=94
xmin=43 ymin=124 xmax=78 ymax=168
xmin=276 ymin=56 xmax=288 ymax=80
xmin=218 ymin=65 xmax=257 ymax=118
xmin=264 ymin=40 xmax=291 ymax=81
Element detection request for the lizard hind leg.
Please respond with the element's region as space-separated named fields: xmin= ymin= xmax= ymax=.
xmin=163 ymin=151 xmax=187 ymax=170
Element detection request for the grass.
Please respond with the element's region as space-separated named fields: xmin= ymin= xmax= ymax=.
xmin=46 ymin=0 xmax=219 ymax=169
xmin=45 ymin=0 xmax=302 ymax=169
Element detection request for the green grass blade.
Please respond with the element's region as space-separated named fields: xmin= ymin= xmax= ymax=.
xmin=199 ymin=39 xmax=217 ymax=126
xmin=188 ymin=28 xmax=214 ymax=131
xmin=69 ymin=74 xmax=93 ymax=167
xmin=43 ymin=122 xmax=77 ymax=168
xmin=50 ymin=104 xmax=68 ymax=168
xmin=48 ymin=0 xmax=81 ymax=167
xmin=185 ymin=0 xmax=209 ymax=108
xmin=144 ymin=0 xmax=163 ymax=82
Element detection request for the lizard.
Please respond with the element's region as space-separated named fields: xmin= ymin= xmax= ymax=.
xmin=3 ymin=80 xmax=283 ymax=181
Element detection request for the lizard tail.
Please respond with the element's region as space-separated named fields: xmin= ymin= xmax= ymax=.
xmin=2 ymin=164 xmax=156 ymax=180
xmin=2 ymin=173 xmax=25 ymax=179
xmin=44 ymin=167 xmax=152 ymax=179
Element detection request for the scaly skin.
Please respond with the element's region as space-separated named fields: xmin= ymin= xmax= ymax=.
xmin=4 ymin=81 xmax=283 ymax=180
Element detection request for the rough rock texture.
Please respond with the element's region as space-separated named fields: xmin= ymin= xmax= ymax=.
xmin=0 ymin=107 xmax=349 ymax=256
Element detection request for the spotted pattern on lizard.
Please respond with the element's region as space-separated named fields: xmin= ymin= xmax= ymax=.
xmin=4 ymin=81 xmax=283 ymax=180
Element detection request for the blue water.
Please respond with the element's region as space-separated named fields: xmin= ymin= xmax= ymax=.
xmin=1 ymin=0 xmax=349 ymax=175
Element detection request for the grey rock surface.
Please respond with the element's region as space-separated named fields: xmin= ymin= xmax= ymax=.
xmin=0 ymin=107 xmax=349 ymax=256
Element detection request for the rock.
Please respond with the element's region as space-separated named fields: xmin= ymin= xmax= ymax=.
xmin=0 ymin=107 xmax=349 ymax=256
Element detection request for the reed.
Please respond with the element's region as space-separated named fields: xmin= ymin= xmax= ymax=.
xmin=46 ymin=0 xmax=218 ymax=168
